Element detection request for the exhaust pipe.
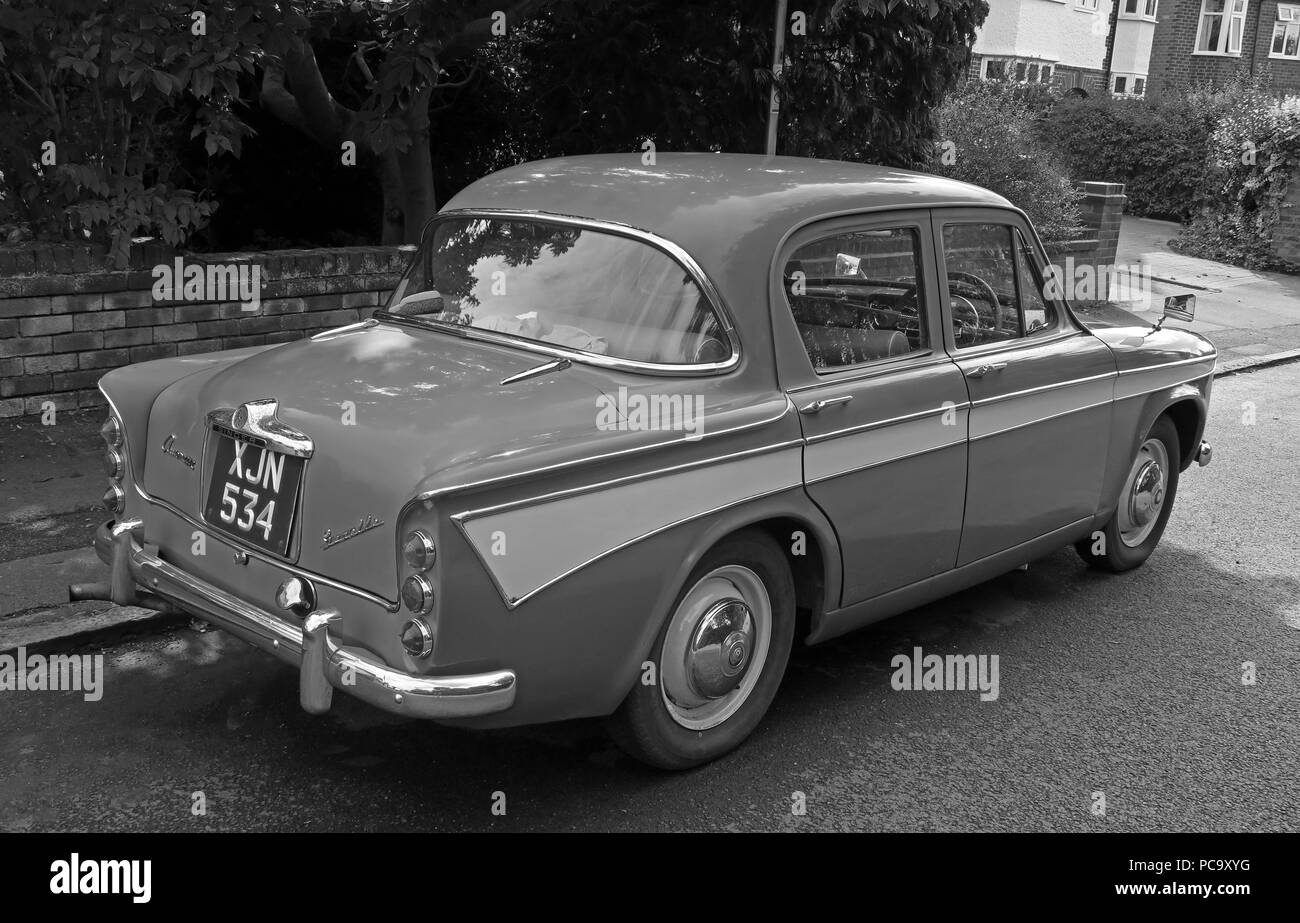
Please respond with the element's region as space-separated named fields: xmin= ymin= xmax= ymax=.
xmin=69 ymin=581 xmax=112 ymax=602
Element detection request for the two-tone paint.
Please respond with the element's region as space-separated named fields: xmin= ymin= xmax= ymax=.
xmin=84 ymin=154 xmax=1215 ymax=729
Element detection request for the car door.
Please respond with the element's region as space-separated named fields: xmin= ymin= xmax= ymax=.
xmin=930 ymin=208 xmax=1115 ymax=566
xmin=772 ymin=210 xmax=971 ymax=607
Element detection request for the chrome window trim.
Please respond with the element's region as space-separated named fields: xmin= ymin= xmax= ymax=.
xmin=132 ymin=482 xmax=400 ymax=611
xmin=378 ymin=208 xmax=742 ymax=377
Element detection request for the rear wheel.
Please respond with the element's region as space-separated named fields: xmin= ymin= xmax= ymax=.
xmin=1076 ymin=415 xmax=1181 ymax=572
xmin=609 ymin=529 xmax=795 ymax=770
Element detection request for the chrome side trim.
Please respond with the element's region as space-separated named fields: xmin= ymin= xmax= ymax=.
xmin=1114 ymin=357 xmax=1217 ymax=401
xmin=453 ymin=438 xmax=805 ymax=520
xmin=969 ymin=398 xmax=1113 ymax=442
xmin=803 ymin=439 xmax=965 ymax=486
xmin=402 ymin=395 xmax=797 ymax=509
xmin=379 ymin=208 xmax=742 ymax=377
xmin=454 ymin=482 xmax=800 ymax=610
xmin=803 ymin=405 xmax=967 ymax=483
xmin=1115 ymin=355 xmax=1217 ymax=376
xmin=132 ymin=482 xmax=400 ymax=611
xmin=969 ymin=374 xmax=1114 ymax=442
xmin=968 ymin=371 xmax=1117 ymax=407
xmin=452 ymin=446 xmax=804 ymax=608
xmin=805 ymin=402 xmax=969 ymax=444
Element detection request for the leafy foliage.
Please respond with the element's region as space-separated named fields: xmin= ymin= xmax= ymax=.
xmin=1036 ymin=92 xmax=1217 ymax=222
xmin=1171 ymin=78 xmax=1300 ymax=270
xmin=0 ymin=0 xmax=266 ymax=263
xmin=929 ymin=79 xmax=1083 ymax=242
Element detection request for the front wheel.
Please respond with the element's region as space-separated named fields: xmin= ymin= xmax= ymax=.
xmin=1076 ymin=415 xmax=1181 ymax=572
xmin=609 ymin=529 xmax=796 ymax=770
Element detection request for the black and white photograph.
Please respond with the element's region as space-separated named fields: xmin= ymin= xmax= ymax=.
xmin=0 ymin=0 xmax=1294 ymax=897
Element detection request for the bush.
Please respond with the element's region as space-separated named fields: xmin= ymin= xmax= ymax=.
xmin=1037 ymin=93 xmax=1216 ymax=221
xmin=930 ymin=80 xmax=1084 ymax=242
xmin=1171 ymin=84 xmax=1300 ymax=270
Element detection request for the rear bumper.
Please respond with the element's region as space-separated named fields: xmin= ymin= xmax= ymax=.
xmin=88 ymin=519 xmax=517 ymax=720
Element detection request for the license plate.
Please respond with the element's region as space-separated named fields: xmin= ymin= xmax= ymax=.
xmin=203 ymin=433 xmax=305 ymax=557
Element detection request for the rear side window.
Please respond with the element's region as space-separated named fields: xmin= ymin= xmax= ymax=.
xmin=387 ymin=217 xmax=732 ymax=366
xmin=782 ymin=227 xmax=930 ymax=372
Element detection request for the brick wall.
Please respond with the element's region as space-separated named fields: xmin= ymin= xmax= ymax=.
xmin=1269 ymin=167 xmax=1300 ymax=262
xmin=0 ymin=247 xmax=407 ymax=419
xmin=1045 ymin=181 xmax=1128 ymax=283
xmin=1148 ymin=0 xmax=1300 ymax=97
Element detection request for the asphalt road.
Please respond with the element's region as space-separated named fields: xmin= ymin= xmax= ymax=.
xmin=1 ymin=364 xmax=1297 ymax=832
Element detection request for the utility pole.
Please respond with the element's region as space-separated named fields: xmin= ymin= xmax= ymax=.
xmin=765 ymin=0 xmax=788 ymax=156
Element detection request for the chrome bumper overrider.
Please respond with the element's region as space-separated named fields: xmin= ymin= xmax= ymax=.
xmin=88 ymin=520 xmax=516 ymax=720
xmin=1197 ymin=440 xmax=1213 ymax=467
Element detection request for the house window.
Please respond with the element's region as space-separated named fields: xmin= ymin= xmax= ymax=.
xmin=1076 ymin=0 xmax=1100 ymax=10
xmin=1272 ymin=5 xmax=1300 ymax=58
xmin=1122 ymin=0 xmax=1159 ymax=16
xmin=1134 ymin=77 xmax=1146 ymax=95
xmin=1041 ymin=65 xmax=1053 ymax=83
xmin=1196 ymin=1 xmax=1248 ymax=55
xmin=985 ymin=59 xmax=1006 ymax=79
xmin=1015 ymin=61 xmax=1027 ymax=80
xmin=1114 ymin=75 xmax=1128 ymax=94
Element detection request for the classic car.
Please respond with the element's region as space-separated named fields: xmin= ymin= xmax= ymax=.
xmin=71 ymin=154 xmax=1215 ymax=769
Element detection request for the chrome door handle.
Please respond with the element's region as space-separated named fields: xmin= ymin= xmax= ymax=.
xmin=799 ymin=395 xmax=854 ymax=414
xmin=967 ymin=362 xmax=1008 ymax=378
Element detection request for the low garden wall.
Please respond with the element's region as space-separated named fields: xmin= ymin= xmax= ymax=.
xmin=1 ymin=180 xmax=1126 ymax=420
xmin=0 ymin=246 xmax=407 ymax=418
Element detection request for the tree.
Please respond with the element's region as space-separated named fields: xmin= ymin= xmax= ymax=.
xmin=257 ymin=1 xmax=548 ymax=245
xmin=0 ymin=0 xmax=263 ymax=263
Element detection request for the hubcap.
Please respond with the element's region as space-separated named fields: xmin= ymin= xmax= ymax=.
xmin=660 ymin=565 xmax=771 ymax=731
xmin=1117 ymin=437 xmax=1169 ymax=548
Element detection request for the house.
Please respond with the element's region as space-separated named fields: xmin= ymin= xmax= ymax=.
xmin=1147 ymin=1 xmax=1300 ymax=96
xmin=967 ymin=1 xmax=1156 ymax=97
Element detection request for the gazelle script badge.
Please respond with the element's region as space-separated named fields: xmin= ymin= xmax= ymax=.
xmin=323 ymin=514 xmax=385 ymax=550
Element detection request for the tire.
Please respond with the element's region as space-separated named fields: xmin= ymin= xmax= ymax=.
xmin=609 ymin=529 xmax=796 ymax=770
xmin=1075 ymin=414 xmax=1181 ymax=573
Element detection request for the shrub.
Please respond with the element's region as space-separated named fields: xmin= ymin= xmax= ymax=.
xmin=930 ymin=80 xmax=1084 ymax=242
xmin=1037 ymin=93 xmax=1216 ymax=221
xmin=1171 ymin=87 xmax=1300 ymax=270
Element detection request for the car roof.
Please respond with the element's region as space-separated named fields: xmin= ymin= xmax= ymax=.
xmin=441 ymin=153 xmax=1018 ymax=376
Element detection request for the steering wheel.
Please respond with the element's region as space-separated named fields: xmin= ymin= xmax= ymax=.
xmin=947 ymin=270 xmax=1003 ymax=335
xmin=948 ymin=294 xmax=982 ymax=346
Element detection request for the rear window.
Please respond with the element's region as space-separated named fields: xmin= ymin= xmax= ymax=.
xmin=385 ymin=216 xmax=732 ymax=366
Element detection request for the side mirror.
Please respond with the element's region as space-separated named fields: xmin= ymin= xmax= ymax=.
xmin=1162 ymin=294 xmax=1195 ymax=323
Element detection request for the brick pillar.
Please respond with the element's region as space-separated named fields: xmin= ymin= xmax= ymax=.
xmin=1269 ymin=171 xmax=1300 ymax=264
xmin=1079 ymin=181 xmax=1126 ymax=269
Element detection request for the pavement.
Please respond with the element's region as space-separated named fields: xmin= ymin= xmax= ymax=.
xmin=1111 ymin=216 xmax=1300 ymax=360
xmin=1 ymin=218 xmax=1298 ymax=653
xmin=0 ymin=362 xmax=1295 ymax=831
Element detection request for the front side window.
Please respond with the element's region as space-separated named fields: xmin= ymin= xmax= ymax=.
xmin=1197 ymin=0 xmax=1248 ymax=54
xmin=783 ymin=227 xmax=929 ymax=371
xmin=941 ymin=223 xmax=1059 ymax=349
xmin=386 ymin=216 xmax=731 ymax=366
